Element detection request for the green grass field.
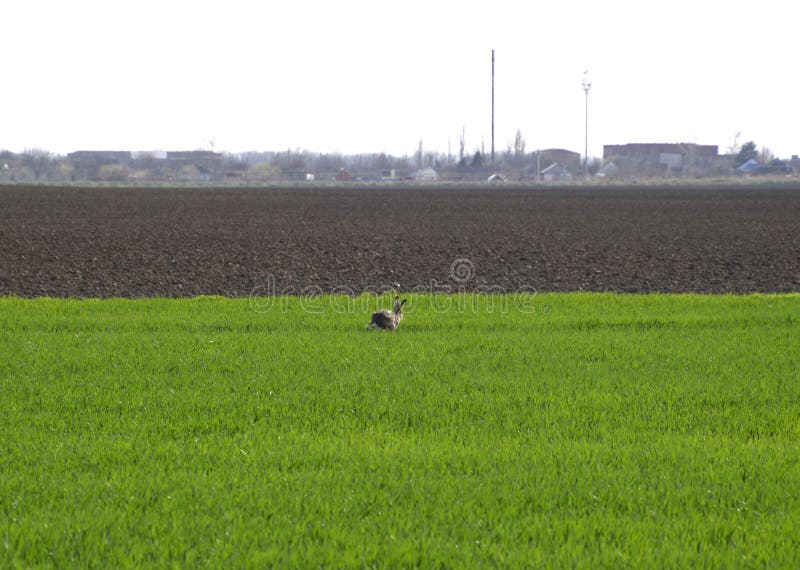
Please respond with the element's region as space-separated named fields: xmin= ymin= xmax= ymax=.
xmin=1 ymin=293 xmax=799 ymax=568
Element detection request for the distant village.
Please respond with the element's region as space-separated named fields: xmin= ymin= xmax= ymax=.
xmin=1 ymin=142 xmax=797 ymax=184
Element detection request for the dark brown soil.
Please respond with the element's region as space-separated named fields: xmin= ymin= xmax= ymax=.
xmin=1 ymin=184 xmax=799 ymax=297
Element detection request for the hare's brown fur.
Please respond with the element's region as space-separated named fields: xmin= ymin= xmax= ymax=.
xmin=367 ymin=296 xmax=406 ymax=331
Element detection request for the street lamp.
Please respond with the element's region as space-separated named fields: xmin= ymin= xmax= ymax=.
xmin=582 ymin=70 xmax=592 ymax=178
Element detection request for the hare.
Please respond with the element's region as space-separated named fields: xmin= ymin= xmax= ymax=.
xmin=367 ymin=296 xmax=407 ymax=331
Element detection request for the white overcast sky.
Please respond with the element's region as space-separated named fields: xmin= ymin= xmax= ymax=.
xmin=2 ymin=0 xmax=799 ymax=158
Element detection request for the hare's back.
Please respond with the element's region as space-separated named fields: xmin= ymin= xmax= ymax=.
xmin=370 ymin=310 xmax=395 ymax=329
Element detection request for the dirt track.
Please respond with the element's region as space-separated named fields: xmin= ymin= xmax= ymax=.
xmin=1 ymin=184 xmax=798 ymax=297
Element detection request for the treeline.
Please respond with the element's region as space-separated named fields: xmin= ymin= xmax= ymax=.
xmin=0 ymin=136 xmax=589 ymax=183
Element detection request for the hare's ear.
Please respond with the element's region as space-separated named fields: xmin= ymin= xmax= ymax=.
xmin=393 ymin=296 xmax=401 ymax=311
xmin=400 ymin=299 xmax=407 ymax=307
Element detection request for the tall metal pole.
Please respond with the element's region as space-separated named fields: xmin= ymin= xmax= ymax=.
xmin=537 ymin=150 xmax=541 ymax=183
xmin=582 ymin=70 xmax=591 ymax=179
xmin=491 ymin=49 xmax=495 ymax=164
xmin=584 ymin=90 xmax=588 ymax=177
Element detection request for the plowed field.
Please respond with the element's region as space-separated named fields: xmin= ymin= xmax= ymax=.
xmin=1 ymin=184 xmax=798 ymax=297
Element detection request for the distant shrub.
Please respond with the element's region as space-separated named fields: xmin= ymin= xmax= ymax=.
xmin=97 ymin=164 xmax=130 ymax=181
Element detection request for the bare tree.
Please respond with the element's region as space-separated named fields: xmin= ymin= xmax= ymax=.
xmin=726 ymin=132 xmax=742 ymax=155
xmin=21 ymin=148 xmax=55 ymax=180
xmin=317 ymin=153 xmax=345 ymax=172
xmin=513 ymin=129 xmax=526 ymax=164
xmin=274 ymin=148 xmax=309 ymax=171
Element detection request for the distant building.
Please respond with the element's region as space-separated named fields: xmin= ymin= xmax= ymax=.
xmin=66 ymin=151 xmax=132 ymax=180
xmin=334 ymin=169 xmax=353 ymax=182
xmin=737 ymin=159 xmax=762 ymax=173
xmin=411 ymin=167 xmax=439 ymax=182
xmin=540 ymin=163 xmax=572 ymax=182
xmin=603 ymin=143 xmax=722 ymax=177
xmin=598 ymin=162 xmax=620 ymax=178
xmin=738 ymin=158 xmax=794 ymax=176
xmin=538 ymin=149 xmax=581 ymax=172
xmin=67 ymin=150 xmax=132 ymax=163
xmin=521 ymin=149 xmax=582 ymax=181
xmin=165 ymin=151 xmax=223 ymax=175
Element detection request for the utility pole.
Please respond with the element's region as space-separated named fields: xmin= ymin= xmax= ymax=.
xmin=537 ymin=150 xmax=541 ymax=183
xmin=491 ymin=49 xmax=495 ymax=164
xmin=582 ymin=70 xmax=592 ymax=179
